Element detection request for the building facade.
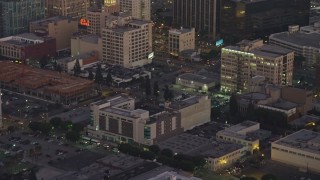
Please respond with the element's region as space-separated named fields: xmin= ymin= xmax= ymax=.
xmin=0 ymin=0 xmax=45 ymax=37
xmin=57 ymin=51 xmax=98 ymax=73
xmin=45 ymin=0 xmax=90 ymax=19
xmin=0 ymin=33 xmax=56 ymax=61
xmin=271 ymin=129 xmax=320 ymax=173
xmin=221 ymin=39 xmax=294 ymax=93
xmin=169 ymin=28 xmax=195 ymax=57
xmin=119 ymin=0 xmax=151 ymax=20
xmin=101 ymin=14 xmax=153 ymax=68
xmin=30 ymin=16 xmax=79 ymax=51
xmin=173 ymin=0 xmax=219 ymax=38
xmin=176 ymin=73 xmax=215 ymax=92
xmin=71 ymin=34 xmax=103 ymax=60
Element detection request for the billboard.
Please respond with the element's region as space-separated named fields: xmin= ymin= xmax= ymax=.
xmin=80 ymin=18 xmax=90 ymax=26
xmin=215 ymin=39 xmax=224 ymax=47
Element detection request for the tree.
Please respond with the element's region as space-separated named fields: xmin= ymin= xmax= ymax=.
xmin=153 ymin=81 xmax=159 ymax=97
xmin=140 ymin=151 xmax=156 ymax=160
xmin=72 ymin=123 xmax=84 ymax=133
xmin=7 ymin=126 xmax=15 ymax=133
xmin=145 ymin=77 xmax=151 ymax=96
xmin=240 ymin=177 xmax=257 ymax=180
xmin=39 ymin=56 xmax=48 ymax=68
xmin=56 ymin=64 xmax=62 ymax=73
xmin=39 ymin=123 xmax=52 ymax=135
xmin=262 ymin=174 xmax=277 ymax=180
xmin=105 ymin=73 xmax=113 ymax=86
xmin=95 ymin=64 xmax=104 ymax=84
xmin=179 ymin=160 xmax=195 ymax=172
xmin=161 ymin=148 xmax=173 ymax=157
xmin=66 ymin=131 xmax=80 ymax=142
xmin=28 ymin=122 xmax=42 ymax=132
xmin=50 ymin=117 xmax=62 ymax=129
xmin=192 ymin=156 xmax=206 ymax=167
xmin=73 ymin=59 xmax=81 ymax=76
xmin=246 ymin=102 xmax=255 ymax=121
xmin=163 ymin=85 xmax=173 ymax=101
xmin=61 ymin=120 xmax=73 ymax=131
xmin=149 ymin=145 xmax=160 ymax=155
xmin=88 ymin=70 xmax=94 ymax=80
xmin=229 ymin=94 xmax=238 ymax=116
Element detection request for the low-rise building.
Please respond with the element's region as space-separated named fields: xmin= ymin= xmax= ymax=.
xmin=0 ymin=33 xmax=56 ymax=61
xmin=216 ymin=121 xmax=260 ymax=153
xmin=271 ymin=129 xmax=320 ymax=173
xmin=176 ymin=73 xmax=215 ymax=92
xmin=57 ymin=51 xmax=99 ymax=73
xmin=289 ymin=115 xmax=320 ymax=129
xmin=168 ymin=96 xmax=211 ymax=131
xmin=71 ymin=34 xmax=103 ymax=60
xmin=148 ymin=171 xmax=201 ymax=180
xmin=169 ymin=28 xmax=195 ymax=57
xmin=29 ymin=16 xmax=79 ymax=51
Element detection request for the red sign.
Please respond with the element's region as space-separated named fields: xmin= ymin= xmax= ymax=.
xmin=80 ymin=18 xmax=90 ymax=26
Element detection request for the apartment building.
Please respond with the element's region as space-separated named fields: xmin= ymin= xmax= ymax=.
xmin=0 ymin=0 xmax=45 ymax=37
xmin=30 ymin=16 xmax=79 ymax=51
xmin=71 ymin=34 xmax=103 ymax=60
xmin=269 ymin=25 xmax=320 ymax=67
xmin=271 ymin=129 xmax=320 ymax=173
xmin=169 ymin=28 xmax=195 ymax=57
xmin=220 ymin=39 xmax=294 ymax=93
xmin=0 ymin=33 xmax=56 ymax=61
xmin=87 ymin=94 xmax=183 ymax=145
xmin=45 ymin=0 xmax=90 ymax=19
xmin=101 ymin=14 xmax=153 ymax=68
xmin=119 ymin=0 xmax=151 ymax=20
xmin=216 ymin=121 xmax=260 ymax=153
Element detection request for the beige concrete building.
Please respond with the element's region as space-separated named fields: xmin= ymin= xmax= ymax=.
xmin=169 ymin=28 xmax=195 ymax=57
xmin=216 ymin=121 xmax=260 ymax=154
xmin=176 ymin=73 xmax=215 ymax=92
xmin=101 ymin=14 xmax=153 ymax=67
xmin=86 ymin=5 xmax=119 ymax=35
xmin=30 ymin=16 xmax=79 ymax=51
xmin=271 ymin=129 xmax=320 ymax=173
xmin=45 ymin=0 xmax=90 ymax=19
xmin=168 ymin=95 xmax=211 ymax=131
xmin=57 ymin=51 xmax=98 ymax=73
xmin=71 ymin=34 xmax=103 ymax=60
xmin=221 ymin=39 xmax=294 ymax=93
xmin=119 ymin=0 xmax=151 ymax=20
xmin=87 ymin=94 xmax=183 ymax=145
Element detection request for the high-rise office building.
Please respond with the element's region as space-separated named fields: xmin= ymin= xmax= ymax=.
xmin=220 ymin=39 xmax=294 ymax=93
xmin=172 ymin=0 xmax=219 ymax=38
xmin=119 ymin=0 xmax=151 ymax=20
xmin=169 ymin=27 xmax=195 ymax=57
xmin=0 ymin=0 xmax=45 ymax=37
xmin=101 ymin=14 xmax=153 ymax=68
xmin=45 ymin=0 xmax=90 ymax=20
xmin=220 ymin=0 xmax=310 ymax=43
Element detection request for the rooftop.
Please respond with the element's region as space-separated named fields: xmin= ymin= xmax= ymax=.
xmin=101 ymin=107 xmax=148 ymax=118
xmin=93 ymin=94 xmax=133 ymax=106
xmin=273 ymin=129 xmax=320 ymax=155
xmin=30 ymin=16 xmax=73 ymax=25
xmin=57 ymin=51 xmax=97 ymax=64
xmin=217 ymin=121 xmax=260 ymax=141
xmin=289 ymin=115 xmax=320 ymax=127
xmin=178 ymin=73 xmax=214 ymax=84
xmin=169 ymin=27 xmax=194 ymax=34
xmin=170 ymin=96 xmax=204 ymax=110
xmin=241 ymin=92 xmax=270 ymax=101
xmin=271 ymin=100 xmax=298 ymax=110
xmin=270 ymin=32 xmax=320 ymax=49
xmin=148 ymin=171 xmax=201 ymax=180
xmin=201 ymin=140 xmax=244 ymax=159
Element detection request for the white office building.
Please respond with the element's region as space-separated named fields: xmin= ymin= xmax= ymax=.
xmin=119 ymin=0 xmax=151 ymax=20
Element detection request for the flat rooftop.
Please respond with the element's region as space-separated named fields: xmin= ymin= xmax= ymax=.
xmin=73 ymin=34 xmax=100 ymax=44
xmin=270 ymin=32 xmax=320 ymax=49
xmin=93 ymin=94 xmax=133 ymax=106
xmin=217 ymin=121 xmax=260 ymax=141
xmin=271 ymin=100 xmax=298 ymax=110
xmin=227 ymin=121 xmax=259 ymax=133
xmin=101 ymin=107 xmax=147 ymax=119
xmin=148 ymin=171 xmax=201 ymax=180
xmin=273 ymin=129 xmax=320 ymax=155
xmin=178 ymin=73 xmax=214 ymax=84
xmin=169 ymin=28 xmax=194 ymax=34
xmin=201 ymin=140 xmax=244 ymax=159
xmin=170 ymin=96 xmax=203 ymax=110
xmin=289 ymin=115 xmax=320 ymax=127
xmin=30 ymin=16 xmax=73 ymax=25
xmin=57 ymin=51 xmax=97 ymax=63
xmin=241 ymin=92 xmax=270 ymax=101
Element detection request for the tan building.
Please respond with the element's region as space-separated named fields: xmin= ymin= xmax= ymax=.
xmin=86 ymin=5 xmax=119 ymax=35
xmin=281 ymin=87 xmax=313 ymax=115
xmin=45 ymin=0 xmax=90 ymax=19
xmin=271 ymin=129 xmax=320 ymax=173
xmin=71 ymin=34 xmax=103 ymax=60
xmin=221 ymin=39 xmax=294 ymax=93
xmin=101 ymin=14 xmax=153 ymax=67
xmin=30 ymin=16 xmax=79 ymax=51
xmin=169 ymin=28 xmax=195 ymax=57
xmin=119 ymin=0 xmax=151 ymax=20
xmin=57 ymin=51 xmax=98 ymax=73
xmin=216 ymin=121 xmax=260 ymax=154
xmin=168 ymin=95 xmax=211 ymax=131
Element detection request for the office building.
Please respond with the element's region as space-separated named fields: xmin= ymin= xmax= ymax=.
xmin=269 ymin=25 xmax=320 ymax=67
xmin=168 ymin=95 xmax=211 ymax=131
xmin=45 ymin=0 xmax=90 ymax=19
xmin=216 ymin=121 xmax=260 ymax=153
xmin=101 ymin=14 xmax=153 ymax=68
xmin=220 ymin=0 xmax=310 ymax=43
xmin=169 ymin=28 xmax=195 ymax=57
xmin=173 ymin=0 xmax=219 ymax=38
xmin=30 ymin=16 xmax=79 ymax=51
xmin=0 ymin=33 xmax=56 ymax=61
xmin=271 ymin=129 xmax=320 ymax=173
xmin=220 ymin=39 xmax=294 ymax=93
xmin=0 ymin=0 xmax=45 ymax=37
xmin=0 ymin=61 xmax=94 ymax=105
xmin=87 ymin=94 xmax=183 ymax=145
xmin=119 ymin=0 xmax=151 ymax=20
xmin=71 ymin=34 xmax=103 ymax=60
